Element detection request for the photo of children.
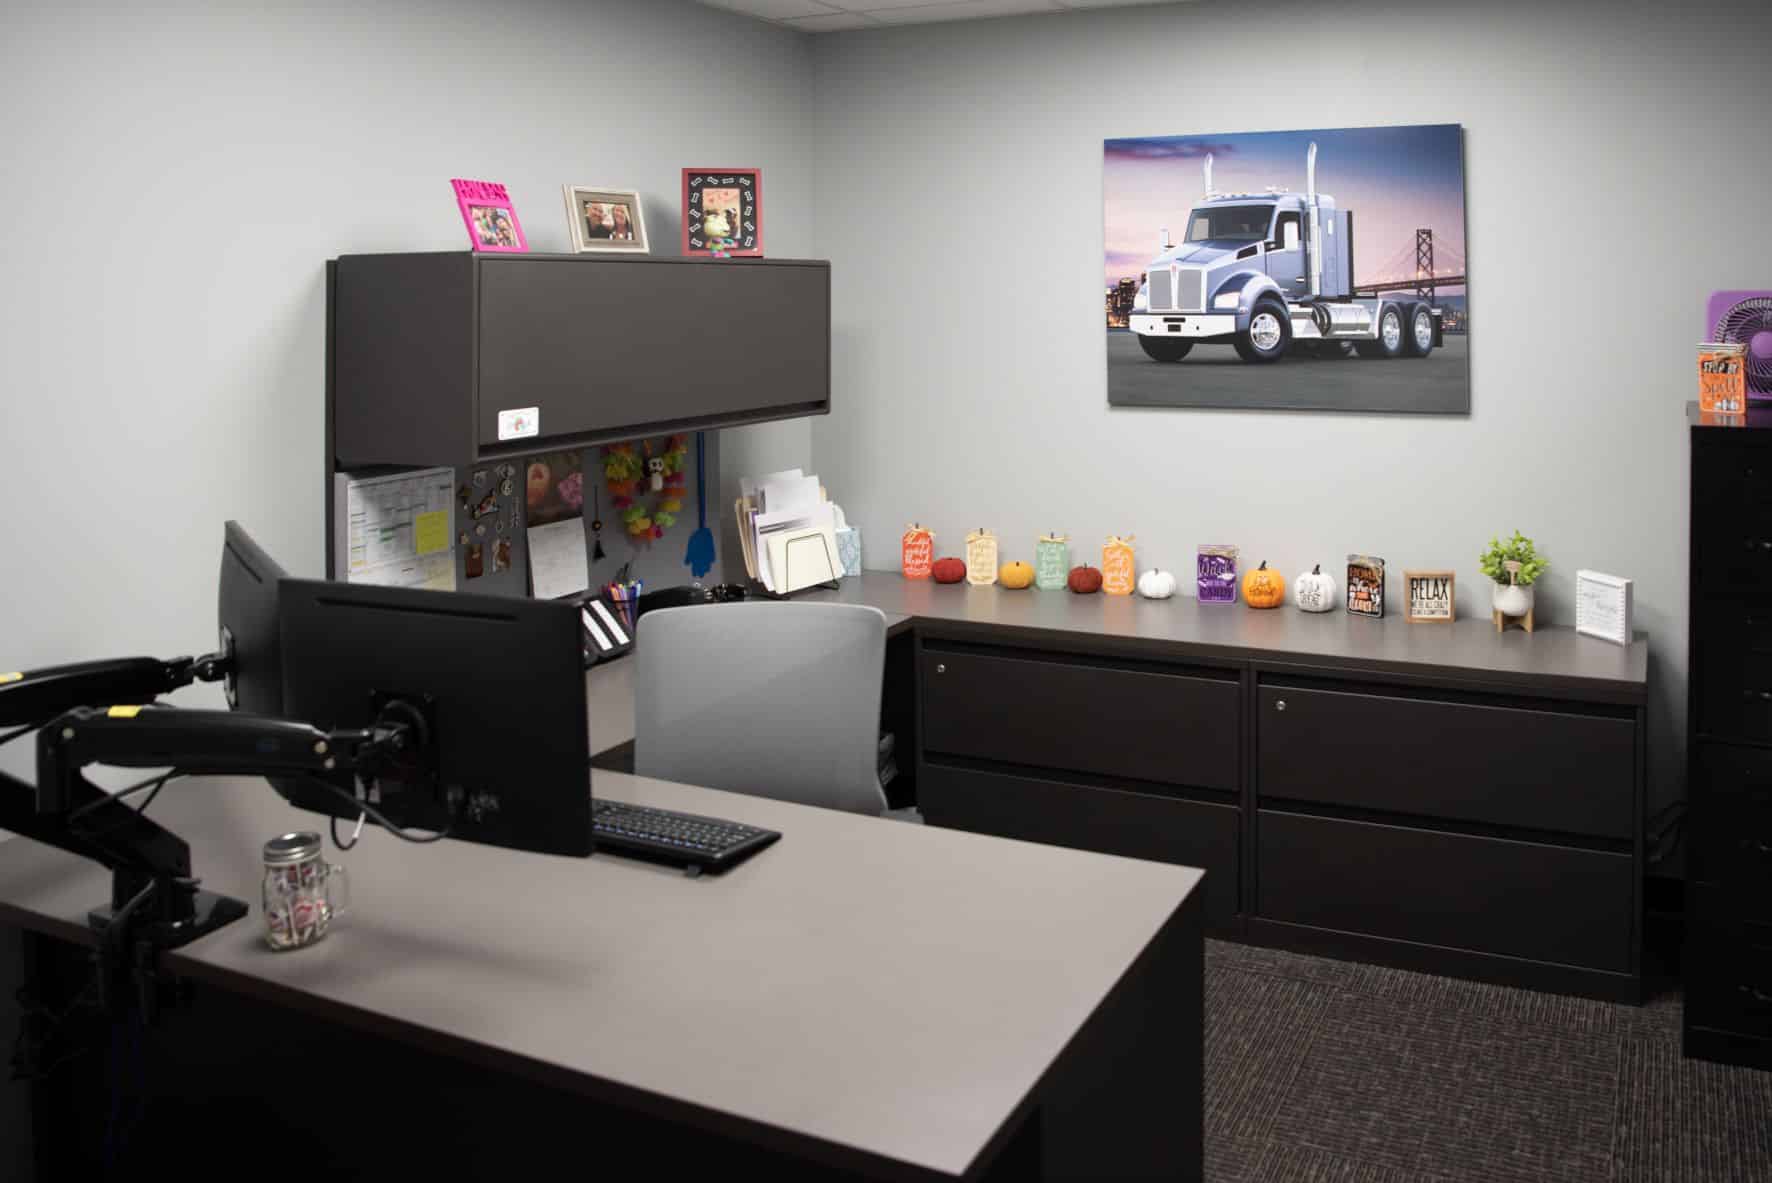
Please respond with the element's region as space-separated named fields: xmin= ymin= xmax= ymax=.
xmin=470 ymin=204 xmax=519 ymax=248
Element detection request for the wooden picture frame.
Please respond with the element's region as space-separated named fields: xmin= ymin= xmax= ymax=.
xmin=563 ymin=186 xmax=649 ymax=254
xmin=682 ymin=168 xmax=762 ymax=257
xmin=1404 ymin=569 xmax=1456 ymax=623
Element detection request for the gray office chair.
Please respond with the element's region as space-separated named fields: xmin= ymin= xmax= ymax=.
xmin=634 ymin=602 xmax=890 ymax=815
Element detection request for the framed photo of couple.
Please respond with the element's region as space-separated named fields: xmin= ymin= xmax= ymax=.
xmin=563 ymin=186 xmax=649 ymax=254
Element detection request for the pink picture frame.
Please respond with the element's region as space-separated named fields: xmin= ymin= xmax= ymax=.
xmin=451 ymin=178 xmax=527 ymax=253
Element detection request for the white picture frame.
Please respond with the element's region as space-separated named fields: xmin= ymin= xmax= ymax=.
xmin=1574 ymin=570 xmax=1633 ymax=646
xmin=563 ymin=186 xmax=649 ymax=254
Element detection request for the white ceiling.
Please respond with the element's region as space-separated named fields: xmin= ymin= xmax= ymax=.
xmin=697 ymin=0 xmax=1192 ymax=34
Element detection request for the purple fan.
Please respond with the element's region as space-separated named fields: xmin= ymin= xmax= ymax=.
xmin=1707 ymin=290 xmax=1772 ymax=401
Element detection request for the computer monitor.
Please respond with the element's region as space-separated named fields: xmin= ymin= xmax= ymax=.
xmin=217 ymin=521 xmax=288 ymax=715
xmin=276 ymin=578 xmax=593 ymax=857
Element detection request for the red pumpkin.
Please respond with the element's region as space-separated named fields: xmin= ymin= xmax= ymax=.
xmin=931 ymin=556 xmax=967 ymax=584
xmin=1067 ymin=565 xmax=1103 ymax=594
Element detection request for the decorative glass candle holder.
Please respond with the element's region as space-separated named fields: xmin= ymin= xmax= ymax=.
xmin=1102 ymin=535 xmax=1137 ymax=596
xmin=1197 ymin=545 xmax=1239 ymax=603
xmin=1034 ymin=533 xmax=1070 ymax=591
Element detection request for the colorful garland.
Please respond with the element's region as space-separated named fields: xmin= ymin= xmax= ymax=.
xmin=601 ymin=435 xmax=689 ymax=542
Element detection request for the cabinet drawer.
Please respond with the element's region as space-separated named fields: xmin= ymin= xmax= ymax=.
xmin=922 ymin=764 xmax=1240 ymax=926
xmin=1693 ymin=443 xmax=1772 ymax=509
xmin=1258 ymin=810 xmax=1632 ymax=972
xmin=1694 ymin=530 xmax=1772 ymax=596
xmin=1691 ymin=745 xmax=1772 ymax=907
xmin=1256 ymin=685 xmax=1634 ymax=838
xmin=1689 ymin=598 xmax=1772 ymax=655
xmin=922 ymin=650 xmax=1238 ymax=791
xmin=1687 ymin=910 xmax=1772 ymax=1041
xmin=1696 ymin=650 xmax=1772 ymax=743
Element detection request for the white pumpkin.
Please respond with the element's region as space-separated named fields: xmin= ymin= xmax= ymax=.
xmin=1294 ymin=564 xmax=1336 ymax=612
xmin=1137 ymin=568 xmax=1177 ymax=600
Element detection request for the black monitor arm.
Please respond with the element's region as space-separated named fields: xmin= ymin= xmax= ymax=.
xmin=5 ymin=705 xmax=424 ymax=1020
xmin=0 ymin=653 xmax=229 ymax=731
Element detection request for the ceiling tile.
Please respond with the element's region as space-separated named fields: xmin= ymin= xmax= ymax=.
xmin=783 ymin=11 xmax=879 ymax=28
xmin=700 ymin=0 xmax=842 ymax=20
xmin=1057 ymin=0 xmax=1192 ymax=8
xmin=863 ymin=0 xmax=1063 ymax=23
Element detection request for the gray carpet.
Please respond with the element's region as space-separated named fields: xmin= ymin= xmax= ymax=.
xmin=1202 ymin=940 xmax=1772 ymax=1182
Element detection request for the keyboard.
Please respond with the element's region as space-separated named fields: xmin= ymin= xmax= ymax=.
xmin=592 ymin=800 xmax=781 ymax=873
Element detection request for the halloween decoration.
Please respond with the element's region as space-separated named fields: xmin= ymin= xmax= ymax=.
xmin=1000 ymin=560 xmax=1036 ymax=590
xmin=1035 ymin=533 xmax=1071 ymax=591
xmin=1068 ymin=566 xmax=1104 ymax=594
xmin=1242 ymin=561 xmax=1286 ymax=609
xmin=601 ymin=435 xmax=688 ymax=543
xmin=965 ymin=529 xmax=1000 ymax=586
xmin=1102 ymin=535 xmax=1137 ymax=596
xmin=1198 ymin=545 xmax=1238 ymax=603
xmin=1346 ymin=554 xmax=1386 ymax=618
xmin=1294 ymin=564 xmax=1335 ymax=612
xmin=1137 ymin=569 xmax=1177 ymax=600
xmin=932 ymin=557 xmax=967 ymax=584
xmin=902 ymin=524 xmax=935 ymax=580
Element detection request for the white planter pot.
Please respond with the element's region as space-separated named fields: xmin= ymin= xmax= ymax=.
xmin=1492 ymin=582 xmax=1534 ymax=618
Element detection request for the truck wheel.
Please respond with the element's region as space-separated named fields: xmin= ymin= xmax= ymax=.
xmin=1355 ymin=306 xmax=1405 ymax=359
xmin=1137 ymin=335 xmax=1193 ymax=363
xmin=1234 ymin=299 xmax=1290 ymax=363
xmin=1403 ymin=303 xmax=1435 ymax=358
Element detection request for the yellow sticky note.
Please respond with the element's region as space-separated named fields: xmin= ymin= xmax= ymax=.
xmin=415 ymin=510 xmax=449 ymax=556
xmin=107 ymin=705 xmax=144 ymax=718
xmin=0 ymin=672 xmax=22 ymax=684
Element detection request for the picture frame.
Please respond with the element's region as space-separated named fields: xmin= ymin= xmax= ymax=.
xmin=682 ymin=168 xmax=762 ymax=257
xmin=563 ymin=186 xmax=649 ymax=254
xmin=1404 ymin=570 xmax=1456 ymax=623
xmin=451 ymin=179 xmax=527 ymax=253
xmin=1346 ymin=554 xmax=1385 ymax=618
xmin=1575 ymin=570 xmax=1633 ymax=645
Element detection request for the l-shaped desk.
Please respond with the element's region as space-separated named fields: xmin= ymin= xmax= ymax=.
xmin=607 ymin=574 xmax=1648 ymax=1004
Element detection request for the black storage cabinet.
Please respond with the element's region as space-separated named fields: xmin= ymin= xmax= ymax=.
xmin=329 ymin=252 xmax=830 ymax=469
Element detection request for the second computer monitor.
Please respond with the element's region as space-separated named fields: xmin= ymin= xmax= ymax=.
xmin=277 ymin=578 xmax=593 ymax=857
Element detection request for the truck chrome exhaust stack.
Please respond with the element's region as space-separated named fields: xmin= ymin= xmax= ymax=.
xmin=1306 ymin=142 xmax=1317 ymax=202
xmin=1204 ymin=153 xmax=1214 ymax=198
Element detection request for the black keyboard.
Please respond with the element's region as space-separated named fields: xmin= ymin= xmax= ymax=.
xmin=592 ymin=800 xmax=780 ymax=873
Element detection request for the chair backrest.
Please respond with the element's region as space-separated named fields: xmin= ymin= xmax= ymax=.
xmin=634 ymin=602 xmax=889 ymax=815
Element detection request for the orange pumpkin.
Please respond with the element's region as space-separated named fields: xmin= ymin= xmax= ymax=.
xmin=999 ymin=560 xmax=1035 ymax=589
xmin=1242 ymin=560 xmax=1286 ymax=608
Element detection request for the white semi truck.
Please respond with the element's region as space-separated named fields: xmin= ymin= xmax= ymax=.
xmin=1129 ymin=142 xmax=1442 ymax=365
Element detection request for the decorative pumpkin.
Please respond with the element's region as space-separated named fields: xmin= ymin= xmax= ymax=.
xmin=1137 ymin=568 xmax=1177 ymax=600
xmin=1101 ymin=535 xmax=1137 ymax=596
xmin=1242 ymin=561 xmax=1286 ymax=609
xmin=1000 ymin=560 xmax=1035 ymax=590
xmin=1294 ymin=564 xmax=1336 ymax=612
xmin=1067 ymin=565 xmax=1103 ymax=594
xmin=931 ymin=556 xmax=967 ymax=584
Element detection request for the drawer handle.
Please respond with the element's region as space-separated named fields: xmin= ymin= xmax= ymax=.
xmin=1741 ymin=985 xmax=1772 ymax=1005
xmin=936 ymin=663 xmax=946 ymax=675
xmin=1275 ymin=699 xmax=1288 ymax=712
xmin=1746 ymin=540 xmax=1772 ymax=552
xmin=1742 ymin=690 xmax=1772 ymax=702
xmin=1742 ymin=839 xmax=1772 ymax=857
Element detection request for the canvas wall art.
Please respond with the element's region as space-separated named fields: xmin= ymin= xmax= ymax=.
xmin=1105 ymin=124 xmax=1468 ymax=414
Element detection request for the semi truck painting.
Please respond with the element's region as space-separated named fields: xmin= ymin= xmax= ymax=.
xmin=1129 ymin=143 xmax=1442 ymax=365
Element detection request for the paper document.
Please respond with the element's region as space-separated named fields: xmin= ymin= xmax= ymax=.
xmin=528 ymin=519 xmax=590 ymax=600
xmin=346 ymin=467 xmax=456 ymax=591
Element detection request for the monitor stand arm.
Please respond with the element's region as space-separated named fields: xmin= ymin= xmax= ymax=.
xmin=0 ymin=653 xmax=230 ymax=730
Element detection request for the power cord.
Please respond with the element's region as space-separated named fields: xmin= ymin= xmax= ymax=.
xmin=313 ymin=779 xmax=451 ymax=846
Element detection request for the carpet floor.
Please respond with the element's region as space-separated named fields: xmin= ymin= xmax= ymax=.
xmin=1202 ymin=940 xmax=1772 ymax=1182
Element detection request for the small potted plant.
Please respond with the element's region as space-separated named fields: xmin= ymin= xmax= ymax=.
xmin=1479 ymin=531 xmax=1547 ymax=632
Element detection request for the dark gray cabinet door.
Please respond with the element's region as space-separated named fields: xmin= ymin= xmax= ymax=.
xmin=1258 ymin=810 xmax=1632 ymax=972
xmin=922 ymin=649 xmax=1239 ymax=791
xmin=476 ymin=258 xmax=828 ymax=448
xmin=922 ymin=763 xmax=1240 ymax=926
xmin=1257 ymin=683 xmax=1634 ymax=838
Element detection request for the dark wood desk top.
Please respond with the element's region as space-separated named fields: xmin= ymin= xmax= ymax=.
xmin=0 ymin=772 xmax=1201 ymax=1181
xmin=805 ymin=574 xmax=1648 ymax=705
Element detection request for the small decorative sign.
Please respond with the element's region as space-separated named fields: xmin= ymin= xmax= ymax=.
xmin=965 ymin=529 xmax=1000 ymax=586
xmin=1198 ymin=545 xmax=1238 ymax=603
xmin=901 ymin=524 xmax=934 ymax=580
xmin=451 ymin=179 xmax=527 ymax=253
xmin=1346 ymin=554 xmax=1386 ymax=618
xmin=1102 ymin=535 xmax=1137 ymax=596
xmin=1575 ymin=570 xmax=1633 ymax=645
xmin=1404 ymin=570 xmax=1455 ymax=623
xmin=682 ymin=168 xmax=762 ymax=257
xmin=1035 ymin=533 xmax=1070 ymax=591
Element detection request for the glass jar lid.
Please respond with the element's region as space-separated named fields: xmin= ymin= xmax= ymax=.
xmin=263 ymin=831 xmax=322 ymax=866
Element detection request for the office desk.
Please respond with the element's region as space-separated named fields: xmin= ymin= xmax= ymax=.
xmin=0 ymin=771 xmax=1203 ymax=1180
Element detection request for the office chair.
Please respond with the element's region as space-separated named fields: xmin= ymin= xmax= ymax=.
xmin=634 ymin=602 xmax=891 ymax=815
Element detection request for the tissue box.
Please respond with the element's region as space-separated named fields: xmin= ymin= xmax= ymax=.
xmin=835 ymin=527 xmax=862 ymax=577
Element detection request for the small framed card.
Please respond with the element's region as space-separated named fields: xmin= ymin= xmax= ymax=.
xmin=1347 ymin=554 xmax=1385 ymax=618
xmin=1404 ymin=570 xmax=1455 ymax=623
xmin=452 ymin=179 xmax=527 ymax=253
xmin=682 ymin=168 xmax=762 ymax=257
xmin=1575 ymin=570 xmax=1633 ymax=645
xmin=564 ymin=186 xmax=649 ymax=254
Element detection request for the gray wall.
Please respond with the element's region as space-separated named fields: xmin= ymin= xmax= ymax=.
xmin=0 ymin=0 xmax=813 ymax=791
xmin=809 ymin=0 xmax=1772 ymax=814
